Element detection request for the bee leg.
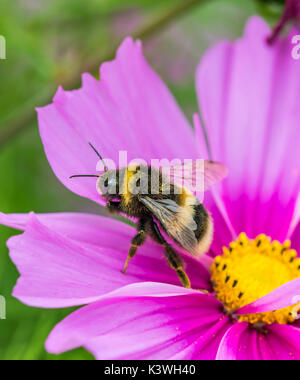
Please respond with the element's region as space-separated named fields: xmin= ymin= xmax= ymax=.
xmin=122 ymin=218 xmax=147 ymax=274
xmin=149 ymin=220 xmax=191 ymax=289
xmin=106 ymin=201 xmax=121 ymax=214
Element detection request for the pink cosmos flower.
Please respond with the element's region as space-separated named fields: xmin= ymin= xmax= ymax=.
xmin=1 ymin=16 xmax=300 ymax=360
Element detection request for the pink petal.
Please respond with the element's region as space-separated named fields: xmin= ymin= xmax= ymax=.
xmin=0 ymin=211 xmax=135 ymax=248
xmin=37 ymin=38 xmax=198 ymax=204
xmin=46 ymin=282 xmax=231 ymax=360
xmin=263 ymin=324 xmax=300 ymax=360
xmin=1 ymin=212 xmax=149 ymax=271
xmin=5 ymin=213 xmax=210 ymax=308
xmin=217 ymin=322 xmax=261 ymax=360
xmin=291 ymin=221 xmax=300 ymax=256
xmin=237 ymin=278 xmax=300 ymax=315
xmin=194 ymin=114 xmax=236 ymax=256
xmin=204 ymin=191 xmax=236 ymax=257
xmin=196 ymin=16 xmax=300 ymax=242
xmin=217 ymin=322 xmax=300 ymax=360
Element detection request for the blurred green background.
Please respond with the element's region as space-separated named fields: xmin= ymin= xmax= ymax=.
xmin=0 ymin=0 xmax=284 ymax=360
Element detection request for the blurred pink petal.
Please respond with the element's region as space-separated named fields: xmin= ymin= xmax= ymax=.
xmin=46 ymin=282 xmax=231 ymax=360
xmin=196 ymin=16 xmax=300 ymax=242
xmin=37 ymin=37 xmax=198 ymax=204
xmin=237 ymin=278 xmax=300 ymax=315
xmin=4 ymin=213 xmax=210 ymax=308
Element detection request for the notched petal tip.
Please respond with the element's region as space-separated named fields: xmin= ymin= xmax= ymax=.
xmin=53 ymin=85 xmax=68 ymax=104
xmin=116 ymin=36 xmax=138 ymax=55
xmin=244 ymin=15 xmax=271 ymax=38
xmin=81 ymin=72 xmax=98 ymax=87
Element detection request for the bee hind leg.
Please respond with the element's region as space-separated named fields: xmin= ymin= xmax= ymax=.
xmin=149 ymin=219 xmax=191 ymax=289
xmin=122 ymin=217 xmax=147 ymax=274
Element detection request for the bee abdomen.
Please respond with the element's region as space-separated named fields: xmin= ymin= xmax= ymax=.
xmin=193 ymin=203 xmax=213 ymax=257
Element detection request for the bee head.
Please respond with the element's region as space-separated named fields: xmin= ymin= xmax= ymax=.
xmin=70 ymin=142 xmax=122 ymax=200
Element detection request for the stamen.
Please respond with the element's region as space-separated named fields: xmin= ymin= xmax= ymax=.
xmin=210 ymin=233 xmax=300 ymax=325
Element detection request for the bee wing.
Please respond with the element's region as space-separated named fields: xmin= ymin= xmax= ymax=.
xmin=161 ymin=160 xmax=228 ymax=193
xmin=203 ymin=161 xmax=228 ymax=189
xmin=140 ymin=196 xmax=198 ymax=254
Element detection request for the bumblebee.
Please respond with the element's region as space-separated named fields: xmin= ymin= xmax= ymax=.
xmin=71 ymin=143 xmax=227 ymax=288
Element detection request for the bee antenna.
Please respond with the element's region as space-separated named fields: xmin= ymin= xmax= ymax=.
xmin=89 ymin=142 xmax=108 ymax=172
xmin=70 ymin=175 xmax=100 ymax=179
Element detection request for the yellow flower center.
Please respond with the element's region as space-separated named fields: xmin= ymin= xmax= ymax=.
xmin=210 ymin=233 xmax=300 ymax=325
